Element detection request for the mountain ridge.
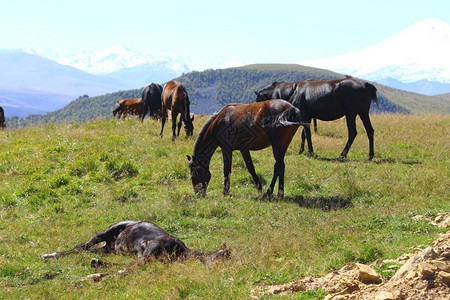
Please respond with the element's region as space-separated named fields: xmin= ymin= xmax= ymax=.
xmin=5 ymin=64 xmax=449 ymax=129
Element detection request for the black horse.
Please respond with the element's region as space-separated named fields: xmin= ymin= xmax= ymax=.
xmin=255 ymin=81 xmax=318 ymax=132
xmin=141 ymin=83 xmax=163 ymax=121
xmin=289 ymin=77 xmax=378 ymax=160
xmin=0 ymin=106 xmax=5 ymax=129
xmin=43 ymin=221 xmax=229 ymax=280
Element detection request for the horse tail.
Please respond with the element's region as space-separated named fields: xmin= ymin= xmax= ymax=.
xmin=366 ymin=82 xmax=379 ymax=109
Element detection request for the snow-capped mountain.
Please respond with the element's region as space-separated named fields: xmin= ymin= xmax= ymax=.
xmin=301 ymin=18 xmax=450 ymax=94
xmin=31 ymin=45 xmax=191 ymax=75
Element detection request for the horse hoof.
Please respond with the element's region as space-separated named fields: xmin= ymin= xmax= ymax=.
xmin=306 ymin=152 xmax=315 ymax=158
xmin=368 ymin=155 xmax=374 ymax=161
xmin=338 ymin=156 xmax=346 ymax=162
xmin=263 ymin=191 xmax=272 ymax=200
xmin=277 ymin=191 xmax=284 ymax=199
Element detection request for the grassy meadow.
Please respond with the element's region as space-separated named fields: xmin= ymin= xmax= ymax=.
xmin=0 ymin=114 xmax=449 ymax=299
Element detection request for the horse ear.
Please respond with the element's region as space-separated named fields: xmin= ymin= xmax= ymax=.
xmin=254 ymin=91 xmax=258 ymax=95
xmin=191 ymin=115 xmax=195 ymax=121
xmin=186 ymin=155 xmax=192 ymax=161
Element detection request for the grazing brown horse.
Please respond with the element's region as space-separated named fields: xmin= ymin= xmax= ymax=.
xmin=0 ymin=106 xmax=5 ymax=129
xmin=255 ymin=81 xmax=318 ymax=132
xmin=141 ymin=83 xmax=163 ymax=121
xmin=112 ymin=98 xmax=145 ymax=120
xmin=289 ymin=76 xmax=378 ymax=160
xmin=161 ymin=81 xmax=194 ymax=139
xmin=42 ymin=221 xmax=229 ymax=280
xmin=187 ymin=99 xmax=309 ymax=198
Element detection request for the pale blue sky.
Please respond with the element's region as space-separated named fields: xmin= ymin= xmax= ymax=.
xmin=1 ymin=0 xmax=449 ymax=66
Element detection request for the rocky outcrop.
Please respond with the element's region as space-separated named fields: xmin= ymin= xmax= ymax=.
xmin=252 ymin=230 xmax=450 ymax=300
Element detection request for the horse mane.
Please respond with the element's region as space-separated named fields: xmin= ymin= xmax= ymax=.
xmin=193 ymin=113 xmax=219 ymax=156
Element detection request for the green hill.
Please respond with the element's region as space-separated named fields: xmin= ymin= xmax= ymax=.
xmin=5 ymin=64 xmax=450 ymax=128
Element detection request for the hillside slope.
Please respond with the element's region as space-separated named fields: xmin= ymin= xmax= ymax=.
xmin=5 ymin=64 xmax=449 ymax=128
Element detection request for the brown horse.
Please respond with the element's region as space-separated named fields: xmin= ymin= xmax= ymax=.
xmin=113 ymin=98 xmax=145 ymax=120
xmin=187 ymin=99 xmax=309 ymax=198
xmin=42 ymin=221 xmax=229 ymax=280
xmin=0 ymin=106 xmax=5 ymax=129
xmin=161 ymin=81 xmax=194 ymax=139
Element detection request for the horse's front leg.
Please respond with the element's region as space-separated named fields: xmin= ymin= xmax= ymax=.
xmin=222 ymin=150 xmax=232 ymax=196
xmin=177 ymin=118 xmax=182 ymax=137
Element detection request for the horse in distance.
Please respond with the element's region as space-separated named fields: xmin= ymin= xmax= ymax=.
xmin=289 ymin=76 xmax=378 ymax=160
xmin=0 ymin=106 xmax=5 ymax=129
xmin=141 ymin=83 xmax=163 ymax=121
xmin=187 ymin=99 xmax=309 ymax=198
xmin=161 ymin=80 xmax=194 ymax=140
xmin=112 ymin=98 xmax=146 ymax=120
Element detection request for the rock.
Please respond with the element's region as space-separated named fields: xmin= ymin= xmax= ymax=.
xmin=433 ymin=261 xmax=450 ymax=272
xmin=375 ymin=291 xmax=395 ymax=300
xmin=356 ymin=263 xmax=382 ymax=284
xmin=439 ymin=271 xmax=450 ymax=285
xmin=391 ymin=246 xmax=438 ymax=281
xmin=418 ymin=262 xmax=436 ymax=279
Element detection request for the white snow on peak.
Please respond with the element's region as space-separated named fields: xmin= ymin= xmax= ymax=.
xmin=42 ymin=45 xmax=158 ymax=74
xmin=301 ymin=18 xmax=450 ymax=83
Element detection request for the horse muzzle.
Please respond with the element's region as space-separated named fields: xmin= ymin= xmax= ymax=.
xmin=193 ymin=182 xmax=207 ymax=196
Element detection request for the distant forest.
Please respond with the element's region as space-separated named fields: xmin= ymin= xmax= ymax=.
xmin=5 ymin=64 xmax=436 ymax=129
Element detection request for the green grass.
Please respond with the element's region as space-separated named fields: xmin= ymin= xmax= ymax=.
xmin=0 ymin=114 xmax=449 ymax=299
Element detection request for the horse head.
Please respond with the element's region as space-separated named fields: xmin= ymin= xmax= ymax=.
xmin=254 ymin=84 xmax=276 ymax=102
xmin=184 ymin=115 xmax=195 ymax=136
xmin=187 ymin=155 xmax=211 ymax=196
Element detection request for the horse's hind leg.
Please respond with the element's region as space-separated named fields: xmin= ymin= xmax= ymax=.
xmin=42 ymin=221 xmax=136 ymax=260
xmin=299 ymin=128 xmax=306 ymax=154
xmin=303 ymin=125 xmax=314 ymax=157
xmin=359 ymin=113 xmax=374 ymax=160
xmin=222 ymin=150 xmax=232 ymax=196
xmin=160 ymin=110 xmax=168 ymax=138
xmin=313 ymin=118 xmax=318 ymax=133
xmin=265 ymin=143 xmax=286 ymax=198
xmin=241 ymin=150 xmax=262 ymax=192
xmin=339 ymin=115 xmax=357 ymax=160
xmin=171 ymin=112 xmax=178 ymax=140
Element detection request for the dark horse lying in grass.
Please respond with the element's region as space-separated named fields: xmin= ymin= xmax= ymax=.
xmin=187 ymin=99 xmax=309 ymax=198
xmin=161 ymin=80 xmax=194 ymax=140
xmin=42 ymin=221 xmax=229 ymax=279
xmin=254 ymin=81 xmax=318 ymax=132
xmin=289 ymin=77 xmax=378 ymax=160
